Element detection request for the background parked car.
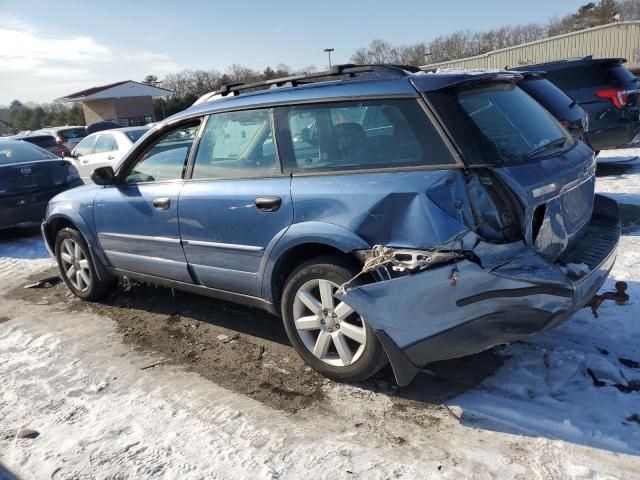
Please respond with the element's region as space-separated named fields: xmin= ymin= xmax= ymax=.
xmin=0 ymin=140 xmax=82 ymax=230
xmin=3 ymin=134 xmax=70 ymax=158
xmin=517 ymin=71 xmax=588 ymax=143
xmin=69 ymin=127 xmax=149 ymax=181
xmin=515 ymin=57 xmax=640 ymax=153
xmin=85 ymin=120 xmax=124 ymax=135
xmin=35 ymin=126 xmax=87 ymax=151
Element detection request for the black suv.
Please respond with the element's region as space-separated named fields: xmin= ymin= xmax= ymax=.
xmin=517 ymin=71 xmax=587 ymax=142
xmin=515 ymin=57 xmax=640 ymax=151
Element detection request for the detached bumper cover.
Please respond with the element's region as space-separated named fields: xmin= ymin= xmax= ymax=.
xmin=337 ymin=195 xmax=620 ymax=386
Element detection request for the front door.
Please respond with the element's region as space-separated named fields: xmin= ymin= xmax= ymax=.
xmin=178 ymin=109 xmax=293 ymax=297
xmin=94 ymin=122 xmax=201 ymax=283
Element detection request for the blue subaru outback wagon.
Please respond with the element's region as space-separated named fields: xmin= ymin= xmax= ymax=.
xmin=42 ymin=65 xmax=620 ymax=386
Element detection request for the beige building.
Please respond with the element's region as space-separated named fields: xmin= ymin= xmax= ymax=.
xmin=422 ymin=21 xmax=640 ymax=70
xmin=58 ymin=80 xmax=173 ymax=126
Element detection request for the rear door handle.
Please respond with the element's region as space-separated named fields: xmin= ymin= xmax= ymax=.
xmin=255 ymin=196 xmax=282 ymax=212
xmin=107 ymin=155 xmax=115 ymax=160
xmin=153 ymin=197 xmax=171 ymax=210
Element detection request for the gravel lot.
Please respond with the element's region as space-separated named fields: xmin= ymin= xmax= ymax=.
xmin=1 ymin=150 xmax=639 ymax=479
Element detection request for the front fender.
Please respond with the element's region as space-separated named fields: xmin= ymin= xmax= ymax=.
xmin=260 ymin=221 xmax=370 ymax=301
xmin=44 ymin=202 xmax=110 ymax=272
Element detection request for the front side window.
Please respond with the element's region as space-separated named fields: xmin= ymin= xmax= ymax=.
xmin=125 ymin=123 xmax=200 ymax=184
xmin=191 ymin=109 xmax=279 ymax=179
xmin=282 ymin=99 xmax=454 ymax=171
xmin=74 ymin=135 xmax=97 ymax=156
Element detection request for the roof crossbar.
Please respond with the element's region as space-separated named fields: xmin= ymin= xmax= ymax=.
xmin=214 ymin=64 xmax=421 ymax=97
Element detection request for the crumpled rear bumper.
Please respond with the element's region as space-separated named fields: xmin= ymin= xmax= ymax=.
xmin=337 ymin=195 xmax=621 ymax=386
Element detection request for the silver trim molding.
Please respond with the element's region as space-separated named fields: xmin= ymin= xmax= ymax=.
xmin=182 ymin=239 xmax=264 ymax=252
xmin=99 ymin=232 xmax=181 ymax=245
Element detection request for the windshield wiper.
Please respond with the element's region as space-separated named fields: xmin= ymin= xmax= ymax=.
xmin=527 ymin=137 xmax=568 ymax=159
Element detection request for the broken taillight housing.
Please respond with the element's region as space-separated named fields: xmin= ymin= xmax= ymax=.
xmin=594 ymin=88 xmax=629 ymax=109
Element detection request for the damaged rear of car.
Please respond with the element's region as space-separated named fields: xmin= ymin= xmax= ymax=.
xmin=335 ymin=71 xmax=620 ymax=385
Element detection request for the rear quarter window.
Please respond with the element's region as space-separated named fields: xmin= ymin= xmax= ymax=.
xmin=279 ymin=98 xmax=455 ymax=172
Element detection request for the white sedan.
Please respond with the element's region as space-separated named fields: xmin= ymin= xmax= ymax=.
xmin=69 ymin=127 xmax=149 ymax=181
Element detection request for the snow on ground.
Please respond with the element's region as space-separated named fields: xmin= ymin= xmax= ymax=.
xmin=596 ymin=148 xmax=640 ymax=205
xmin=1 ymin=150 xmax=640 ymax=478
xmin=0 ymin=227 xmax=53 ymax=279
xmin=449 ymin=234 xmax=640 ymax=456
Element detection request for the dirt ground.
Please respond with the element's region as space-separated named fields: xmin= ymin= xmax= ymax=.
xmin=9 ymin=267 xmax=505 ymax=415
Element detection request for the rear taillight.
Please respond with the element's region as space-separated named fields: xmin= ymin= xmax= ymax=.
xmin=594 ymin=88 xmax=629 ymax=109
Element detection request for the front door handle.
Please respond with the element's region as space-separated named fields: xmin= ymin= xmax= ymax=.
xmin=153 ymin=197 xmax=171 ymax=210
xmin=255 ymin=196 xmax=282 ymax=212
xmin=107 ymin=155 xmax=115 ymax=160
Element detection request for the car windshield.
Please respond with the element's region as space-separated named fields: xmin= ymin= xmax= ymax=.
xmin=124 ymin=129 xmax=148 ymax=143
xmin=429 ymin=84 xmax=573 ymax=165
xmin=0 ymin=141 xmax=56 ymax=165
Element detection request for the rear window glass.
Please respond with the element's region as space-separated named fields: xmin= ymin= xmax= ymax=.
xmin=547 ymin=63 xmax=638 ymax=90
xmin=24 ymin=136 xmax=58 ymax=149
xmin=281 ymin=98 xmax=455 ymax=171
xmin=428 ymin=84 xmax=573 ymax=165
xmin=125 ymin=129 xmax=148 ymax=143
xmin=0 ymin=141 xmax=56 ymax=165
xmin=59 ymin=128 xmax=87 ymax=139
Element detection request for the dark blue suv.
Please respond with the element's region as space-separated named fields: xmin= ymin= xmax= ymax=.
xmin=42 ymin=65 xmax=620 ymax=386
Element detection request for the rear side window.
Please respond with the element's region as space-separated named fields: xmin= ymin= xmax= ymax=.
xmin=192 ymin=109 xmax=278 ymax=179
xmin=94 ymin=134 xmax=116 ymax=153
xmin=280 ymin=99 xmax=455 ymax=171
xmin=428 ymin=84 xmax=573 ymax=165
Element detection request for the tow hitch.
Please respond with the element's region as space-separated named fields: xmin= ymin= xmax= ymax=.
xmin=586 ymin=281 xmax=629 ymax=318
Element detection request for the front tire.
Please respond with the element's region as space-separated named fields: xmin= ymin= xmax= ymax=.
xmin=55 ymin=227 xmax=116 ymax=301
xmin=281 ymin=256 xmax=386 ymax=383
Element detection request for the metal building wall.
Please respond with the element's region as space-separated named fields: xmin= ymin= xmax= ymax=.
xmin=422 ymin=21 xmax=640 ymax=70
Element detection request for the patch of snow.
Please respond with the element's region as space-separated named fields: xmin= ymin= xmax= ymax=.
xmin=449 ymin=234 xmax=640 ymax=456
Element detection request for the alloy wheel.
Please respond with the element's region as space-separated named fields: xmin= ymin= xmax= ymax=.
xmin=59 ymin=238 xmax=92 ymax=292
xmin=292 ymin=279 xmax=367 ymax=367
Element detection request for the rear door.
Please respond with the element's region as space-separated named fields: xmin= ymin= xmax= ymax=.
xmin=178 ymin=108 xmax=293 ymax=297
xmin=94 ymin=122 xmax=200 ymax=283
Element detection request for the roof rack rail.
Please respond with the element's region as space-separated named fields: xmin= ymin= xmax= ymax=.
xmin=214 ymin=64 xmax=420 ymax=98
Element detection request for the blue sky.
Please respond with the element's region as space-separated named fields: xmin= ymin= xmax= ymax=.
xmin=0 ymin=0 xmax=586 ymax=104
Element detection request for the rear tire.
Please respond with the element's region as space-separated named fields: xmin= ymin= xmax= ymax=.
xmin=281 ymin=256 xmax=386 ymax=383
xmin=55 ymin=227 xmax=116 ymax=301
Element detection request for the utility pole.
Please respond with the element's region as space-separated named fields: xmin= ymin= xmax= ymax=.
xmin=324 ymin=48 xmax=335 ymax=68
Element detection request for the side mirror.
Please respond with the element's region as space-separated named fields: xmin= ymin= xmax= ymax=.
xmin=91 ymin=166 xmax=115 ymax=186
